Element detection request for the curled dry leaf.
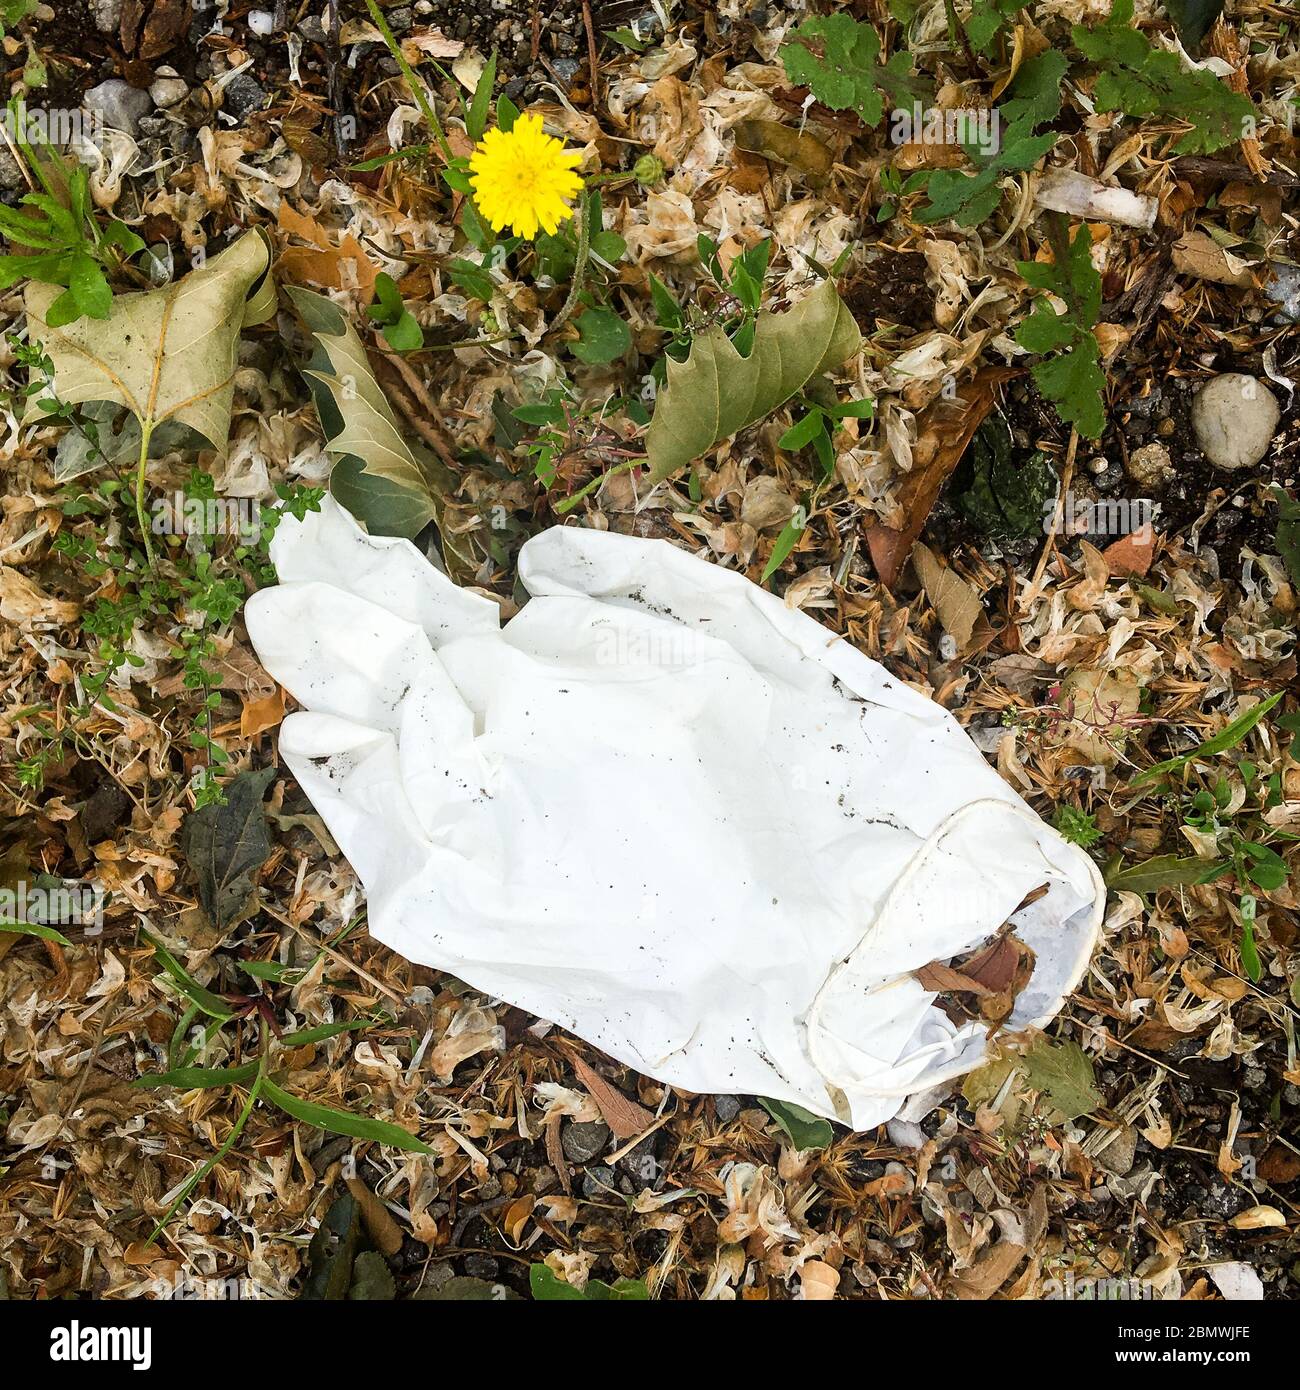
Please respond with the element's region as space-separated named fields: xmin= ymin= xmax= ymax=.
xmin=865 ymin=366 xmax=1017 ymax=588
xmin=645 ymin=278 xmax=861 ymax=483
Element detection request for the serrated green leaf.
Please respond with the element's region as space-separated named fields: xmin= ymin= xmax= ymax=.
xmin=1074 ymin=0 xmax=1254 ymax=155
xmin=1021 ymin=1037 xmax=1101 ymax=1121
xmin=1000 ymin=50 xmax=1068 ymax=129
xmin=1031 ymin=336 xmax=1106 ymax=438
xmin=780 ymin=14 xmax=917 ymax=125
xmin=645 ymin=279 xmax=860 ymax=483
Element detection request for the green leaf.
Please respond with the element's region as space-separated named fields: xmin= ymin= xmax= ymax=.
xmin=181 ymin=765 xmax=275 ymax=931
xmin=25 ymin=229 xmax=273 ymax=450
xmin=1165 ymin=0 xmax=1224 ymax=50
xmin=302 ymin=1194 xmax=364 ymax=1300
xmin=645 ymin=279 xmax=861 ymax=483
xmin=780 ymin=14 xmax=918 ymax=126
xmin=647 ymin=273 xmax=682 ymax=331
xmin=0 ymin=920 xmax=72 ymax=945
xmin=467 ymin=51 xmax=496 ymax=143
xmin=759 ymin=1097 xmax=834 ymax=1150
xmin=529 ymin=1265 xmax=649 ymax=1300
xmin=288 ymin=286 xmax=444 ymax=542
xmin=1131 ymin=692 xmax=1284 ymax=787
xmin=1000 ymin=51 xmax=1067 ymax=128
xmin=349 ymin=1250 xmax=397 ymax=1300
xmin=1272 ymin=486 xmax=1300 ymax=587
xmin=1074 ymin=0 xmax=1254 ymax=155
xmin=140 ymin=928 xmax=236 ymax=1021
xmin=134 ymin=1062 xmax=261 ymax=1090
xmin=1013 ymin=226 xmax=1106 ymax=439
xmin=778 ymin=409 xmax=826 ymax=451
xmin=261 ymin=1077 xmax=434 ymax=1153
xmin=496 ymin=94 xmax=520 ymax=132
xmin=1031 ymin=335 xmax=1106 ymax=438
xmin=1105 ymin=854 xmax=1227 ymax=893
xmin=915 ymin=126 xmax=1057 ymax=228
xmin=278 ymin=1019 xmax=376 ymax=1047
xmin=1021 ymin=1037 xmax=1101 ymax=1121
xmin=571 ymin=306 xmax=631 ymax=364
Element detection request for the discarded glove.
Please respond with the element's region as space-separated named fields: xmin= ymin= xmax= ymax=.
xmin=247 ymin=498 xmax=1105 ymax=1128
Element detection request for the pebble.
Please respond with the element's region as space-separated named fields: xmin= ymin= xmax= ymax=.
xmin=581 ymin=1164 xmax=619 ymax=1200
xmin=222 ymin=72 xmax=268 ymax=122
xmin=83 ymin=79 xmax=152 ymax=137
xmin=714 ymin=1094 xmax=741 ymax=1123
xmin=462 ymin=1253 xmax=499 ymax=1280
xmin=89 ymin=0 xmax=121 ymax=34
xmin=1124 ymin=441 xmax=1175 ymax=491
xmin=247 ymin=8 xmax=276 ymax=35
xmin=561 ymin=1119 xmax=610 ymax=1164
xmin=0 ymin=146 xmax=23 ymax=191
xmin=618 ymin=1136 xmax=659 ymax=1185
xmin=1191 ymin=373 xmax=1280 ymax=471
xmin=151 ymin=76 xmax=189 ymax=109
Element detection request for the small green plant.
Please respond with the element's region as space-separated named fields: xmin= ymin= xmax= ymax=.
xmin=529 ymin=1264 xmax=649 ymax=1300
xmin=512 ymin=386 xmax=647 ymax=506
xmin=649 ymin=235 xmax=773 ymax=371
xmin=0 ymin=0 xmax=39 ymax=37
xmin=1053 ymin=804 xmax=1104 ymax=850
xmin=1073 ymin=0 xmax=1255 ymax=155
xmin=0 ymin=102 xmax=145 ymax=326
xmin=779 ymin=391 xmax=875 ymax=478
xmin=963 ymin=0 xmax=1025 ymax=55
xmin=367 ymin=272 xmax=423 ymax=351
xmin=780 ymin=13 xmax=920 ymax=125
xmin=1014 ymin=215 xmax=1106 ymax=439
xmin=5 ymin=349 xmax=322 ymax=809
xmin=1109 ymin=694 xmax=1296 ymax=981
xmin=134 ymin=927 xmax=418 ymax=1243
xmin=914 ymin=51 xmax=1065 ymax=228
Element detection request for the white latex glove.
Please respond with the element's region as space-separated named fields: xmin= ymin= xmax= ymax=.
xmin=246 ymin=498 xmax=1104 ymax=1128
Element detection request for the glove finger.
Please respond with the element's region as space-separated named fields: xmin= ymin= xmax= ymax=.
xmin=270 ymin=495 xmax=501 ymax=648
xmin=516 ymin=525 xmax=898 ymax=702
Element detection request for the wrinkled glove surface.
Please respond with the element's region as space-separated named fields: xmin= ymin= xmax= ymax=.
xmin=247 ymin=498 xmax=1104 ymax=1127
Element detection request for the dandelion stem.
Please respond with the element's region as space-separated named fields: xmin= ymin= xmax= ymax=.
xmin=551 ymin=189 xmax=592 ymax=334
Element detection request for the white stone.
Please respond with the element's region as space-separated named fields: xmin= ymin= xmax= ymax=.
xmin=1191 ymin=373 xmax=1280 ymax=471
xmin=150 ymin=78 xmax=189 ymax=109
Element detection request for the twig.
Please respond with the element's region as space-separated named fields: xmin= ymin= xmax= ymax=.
xmin=370 ymin=348 xmax=459 ymax=467
xmin=581 ymin=0 xmax=601 ymax=104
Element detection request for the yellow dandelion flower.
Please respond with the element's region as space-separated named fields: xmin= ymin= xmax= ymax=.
xmin=468 ymin=112 xmax=584 ymax=240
